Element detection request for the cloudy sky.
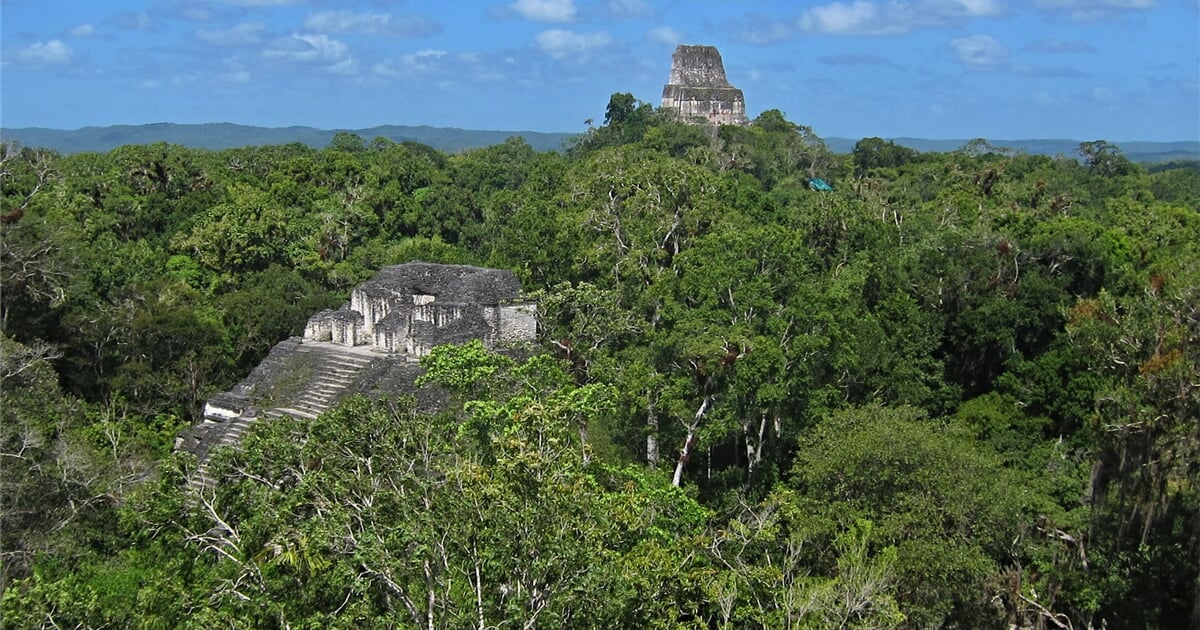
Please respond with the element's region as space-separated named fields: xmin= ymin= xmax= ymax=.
xmin=3 ymin=0 xmax=1198 ymax=141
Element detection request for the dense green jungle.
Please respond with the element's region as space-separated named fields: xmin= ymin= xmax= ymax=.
xmin=1 ymin=95 xmax=1198 ymax=629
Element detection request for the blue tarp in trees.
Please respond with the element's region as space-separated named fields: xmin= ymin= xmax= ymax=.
xmin=808 ymin=177 xmax=834 ymax=192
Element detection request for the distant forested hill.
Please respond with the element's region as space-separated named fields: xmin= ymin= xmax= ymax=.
xmin=3 ymin=122 xmax=1195 ymax=161
xmin=824 ymin=136 xmax=1200 ymax=163
xmin=1 ymin=122 xmax=579 ymax=154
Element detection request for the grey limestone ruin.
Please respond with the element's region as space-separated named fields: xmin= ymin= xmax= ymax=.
xmin=303 ymin=262 xmax=536 ymax=355
xmin=660 ymin=44 xmax=748 ymax=126
xmin=177 ymin=262 xmax=537 ymax=490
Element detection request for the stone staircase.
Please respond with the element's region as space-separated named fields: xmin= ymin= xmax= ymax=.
xmin=188 ymin=410 xmax=256 ymax=493
xmin=266 ymin=344 xmax=376 ymax=420
xmin=189 ymin=342 xmax=379 ymax=493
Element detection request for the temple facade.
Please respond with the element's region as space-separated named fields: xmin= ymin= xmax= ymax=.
xmin=303 ymin=262 xmax=537 ymax=356
xmin=660 ymin=45 xmax=748 ymax=126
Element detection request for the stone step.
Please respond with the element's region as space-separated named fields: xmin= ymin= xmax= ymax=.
xmin=294 ymin=400 xmax=331 ymax=412
xmin=223 ymin=416 xmax=255 ymax=432
xmin=291 ymin=401 xmax=328 ymax=415
xmin=210 ymin=423 xmax=250 ymax=446
xmin=305 ymin=348 xmax=375 ymax=366
xmin=311 ymin=373 xmax=356 ymax=385
xmin=188 ymin=467 xmax=215 ymax=494
xmin=321 ymin=367 xmax=362 ymax=378
xmin=325 ymin=359 xmax=372 ymax=370
xmin=313 ymin=374 xmax=354 ymax=383
xmin=272 ymin=406 xmax=319 ymax=420
xmin=219 ymin=429 xmax=248 ymax=443
xmin=187 ymin=344 xmax=382 ymax=492
xmin=307 ymin=384 xmax=350 ymax=397
xmin=315 ymin=366 xmax=362 ymax=378
xmin=312 ymin=376 xmax=355 ymax=388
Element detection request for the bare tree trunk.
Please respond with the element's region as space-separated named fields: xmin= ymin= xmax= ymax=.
xmin=744 ymin=414 xmax=768 ymax=475
xmin=578 ymin=422 xmax=590 ymax=463
xmin=672 ymin=395 xmax=711 ymax=487
xmin=646 ymin=403 xmax=659 ymax=469
xmin=423 ymin=560 xmax=436 ymax=630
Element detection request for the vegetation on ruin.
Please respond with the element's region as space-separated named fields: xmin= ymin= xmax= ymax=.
xmin=2 ymin=95 xmax=1198 ymax=628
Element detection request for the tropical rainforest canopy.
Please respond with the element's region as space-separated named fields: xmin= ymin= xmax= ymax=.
xmin=2 ymin=95 xmax=1197 ymax=629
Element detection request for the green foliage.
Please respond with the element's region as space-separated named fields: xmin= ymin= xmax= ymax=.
xmin=852 ymin=137 xmax=919 ymax=173
xmin=0 ymin=335 xmax=160 ymax=593
xmin=172 ymin=182 xmax=309 ymax=276
xmin=1078 ymin=140 xmax=1133 ymax=177
xmin=2 ymin=97 xmax=1197 ymax=628
xmin=791 ymin=405 xmax=1038 ymax=627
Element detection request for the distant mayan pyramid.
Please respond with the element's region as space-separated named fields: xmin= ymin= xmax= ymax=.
xmin=660 ymin=44 xmax=748 ymax=126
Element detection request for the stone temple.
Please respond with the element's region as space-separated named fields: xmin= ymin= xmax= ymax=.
xmin=177 ymin=262 xmax=536 ymax=490
xmin=660 ymin=44 xmax=748 ymax=126
xmin=303 ymin=262 xmax=536 ymax=356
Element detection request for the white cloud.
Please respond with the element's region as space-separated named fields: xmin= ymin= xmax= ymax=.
xmin=117 ymin=12 xmax=152 ymax=31
xmin=801 ymin=2 xmax=890 ymax=35
xmin=263 ymin=34 xmax=350 ymax=65
xmin=18 ymin=40 xmax=73 ymax=64
xmin=154 ymin=67 xmax=253 ymax=88
xmin=1023 ymin=38 xmax=1095 ymax=53
xmin=955 ymin=0 xmax=1002 ymax=14
xmin=1091 ymin=86 xmax=1118 ymax=101
xmin=178 ymin=6 xmax=214 ymax=21
xmin=69 ymin=24 xmax=96 ymax=37
xmin=950 ymin=34 xmax=1007 ymax=67
xmin=725 ymin=14 xmax=799 ymax=44
xmin=222 ymin=70 xmax=252 ymax=83
xmin=534 ymin=29 xmax=611 ymax=60
xmin=328 ymin=59 xmax=358 ymax=76
xmin=817 ymin=53 xmax=898 ymax=67
xmin=647 ymin=26 xmax=683 ymax=45
xmin=1015 ymin=64 xmax=1088 ymax=78
xmin=511 ymin=0 xmax=578 ymax=23
xmin=373 ymin=49 xmax=448 ymax=78
xmin=800 ymin=0 xmax=1002 ymax=35
xmin=608 ymin=0 xmax=651 ymax=17
xmin=1036 ymin=0 xmax=1157 ymax=20
xmin=197 ymin=22 xmax=265 ymax=46
xmin=219 ymin=0 xmax=302 ymax=6
xmin=304 ymin=11 xmax=440 ymax=37
xmin=1031 ymin=90 xmax=1061 ymax=106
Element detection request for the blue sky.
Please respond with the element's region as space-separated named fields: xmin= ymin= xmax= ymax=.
xmin=2 ymin=0 xmax=1198 ymax=141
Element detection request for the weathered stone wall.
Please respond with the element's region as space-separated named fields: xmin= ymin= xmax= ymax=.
xmin=304 ymin=262 xmax=536 ymax=354
xmin=498 ymin=302 xmax=538 ymax=343
xmin=330 ymin=310 xmax=364 ymax=346
xmin=660 ymin=44 xmax=747 ymax=126
xmin=305 ymin=311 xmax=333 ymax=342
xmin=667 ymin=45 xmax=733 ymax=87
xmin=350 ymin=287 xmax=397 ymax=338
